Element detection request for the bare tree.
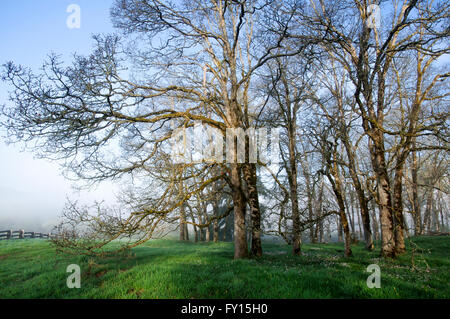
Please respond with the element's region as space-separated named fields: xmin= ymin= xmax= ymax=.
xmin=296 ymin=0 xmax=449 ymax=257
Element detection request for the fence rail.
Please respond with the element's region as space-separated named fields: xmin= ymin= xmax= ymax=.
xmin=0 ymin=229 xmax=57 ymax=240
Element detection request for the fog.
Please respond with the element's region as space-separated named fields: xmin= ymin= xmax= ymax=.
xmin=0 ymin=142 xmax=120 ymax=232
xmin=0 ymin=0 xmax=116 ymax=232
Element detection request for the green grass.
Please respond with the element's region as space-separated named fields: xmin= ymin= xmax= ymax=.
xmin=0 ymin=236 xmax=448 ymax=298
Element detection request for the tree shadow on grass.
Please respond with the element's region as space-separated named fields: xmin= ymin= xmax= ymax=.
xmin=84 ymin=241 xmax=444 ymax=299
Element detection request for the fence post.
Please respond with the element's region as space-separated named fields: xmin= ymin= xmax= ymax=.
xmin=31 ymin=232 xmax=35 ymax=239
xmin=7 ymin=230 xmax=12 ymax=240
xmin=19 ymin=229 xmax=24 ymax=239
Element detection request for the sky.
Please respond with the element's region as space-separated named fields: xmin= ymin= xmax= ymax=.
xmin=0 ymin=1 xmax=119 ymax=232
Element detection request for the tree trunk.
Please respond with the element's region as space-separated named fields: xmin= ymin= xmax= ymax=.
xmin=338 ymin=219 xmax=343 ymax=242
xmin=377 ymin=174 xmax=396 ymax=257
xmin=179 ymin=204 xmax=187 ymax=241
xmin=424 ymin=190 xmax=433 ymax=234
xmin=393 ymin=164 xmax=406 ymax=254
xmin=346 ymin=191 xmax=356 ymax=236
xmin=438 ymin=194 xmax=445 ymax=232
xmin=299 ymin=149 xmax=315 ymax=244
xmin=308 ymin=204 xmax=314 ymax=243
xmin=368 ymin=200 xmax=378 ymax=241
xmin=370 ymin=135 xmax=396 ymax=258
xmin=205 ymin=225 xmax=210 ymax=242
xmin=199 ymin=213 xmax=206 ymax=241
xmin=359 ymin=197 xmax=374 ymax=250
xmin=326 ymin=221 xmax=331 ymax=243
xmin=201 ymin=205 xmax=210 ymax=242
xmin=213 ymin=219 xmax=219 ymax=242
xmin=185 ymin=223 xmax=189 ymax=241
xmin=290 ymin=173 xmax=302 ymax=254
xmin=342 ymin=136 xmax=374 ymax=250
xmin=287 ymin=126 xmax=302 ymax=255
xmin=243 ymin=163 xmax=262 ymax=257
xmin=222 ymin=216 xmax=228 ymax=241
xmin=316 ymin=177 xmax=324 ymax=243
xmin=328 ymin=163 xmax=352 ymax=257
xmin=432 ymin=193 xmax=439 ymax=232
xmin=193 ymin=225 xmax=198 ymax=242
xmin=231 ymin=164 xmax=248 ymax=259
xmin=223 ymin=212 xmax=232 ymax=242
xmin=411 ymin=147 xmax=421 ymax=235
xmin=213 ymin=198 xmax=220 ymax=243
xmin=340 ymin=209 xmax=353 ymax=258
xmin=350 ymin=196 xmax=356 ymax=239
xmin=356 ymin=203 xmax=363 ymax=241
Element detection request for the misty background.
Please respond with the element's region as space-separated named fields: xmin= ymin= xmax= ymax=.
xmin=0 ymin=0 xmax=118 ymax=232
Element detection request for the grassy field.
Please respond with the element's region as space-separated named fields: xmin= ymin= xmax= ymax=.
xmin=0 ymin=236 xmax=448 ymax=298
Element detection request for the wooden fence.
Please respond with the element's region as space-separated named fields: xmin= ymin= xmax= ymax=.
xmin=0 ymin=230 xmax=57 ymax=240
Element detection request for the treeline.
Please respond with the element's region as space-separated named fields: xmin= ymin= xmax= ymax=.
xmin=1 ymin=0 xmax=448 ymax=258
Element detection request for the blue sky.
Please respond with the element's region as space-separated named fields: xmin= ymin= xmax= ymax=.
xmin=0 ymin=1 xmax=118 ymax=231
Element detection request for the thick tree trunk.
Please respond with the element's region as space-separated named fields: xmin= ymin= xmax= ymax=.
xmin=222 ymin=55 xmax=248 ymax=257
xmin=231 ymin=164 xmax=248 ymax=259
xmin=353 ymin=27 xmax=396 ymax=257
xmin=359 ymin=197 xmax=374 ymax=250
xmin=369 ymin=135 xmax=396 ymax=258
xmin=377 ymin=174 xmax=396 ymax=257
xmin=243 ymin=163 xmax=262 ymax=257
